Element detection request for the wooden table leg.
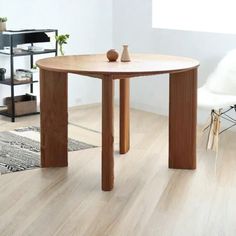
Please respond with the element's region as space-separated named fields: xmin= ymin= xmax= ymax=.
xmin=102 ymin=77 xmax=114 ymax=191
xmin=40 ymin=69 xmax=68 ymax=167
xmin=169 ymin=69 xmax=197 ymax=169
xmin=120 ymin=78 xmax=130 ymax=154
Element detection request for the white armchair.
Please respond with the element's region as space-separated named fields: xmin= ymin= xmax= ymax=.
xmin=198 ymin=49 xmax=236 ymax=151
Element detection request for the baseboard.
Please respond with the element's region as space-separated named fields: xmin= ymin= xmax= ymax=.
xmin=69 ymin=103 xmax=101 ymax=111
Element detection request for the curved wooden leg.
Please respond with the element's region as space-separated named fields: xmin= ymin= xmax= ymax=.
xmin=40 ymin=69 xmax=68 ymax=167
xmin=169 ymin=69 xmax=197 ymax=169
xmin=120 ymin=78 xmax=130 ymax=154
xmin=102 ymin=77 xmax=114 ymax=191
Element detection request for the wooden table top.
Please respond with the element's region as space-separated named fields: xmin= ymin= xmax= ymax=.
xmin=36 ymin=54 xmax=199 ymax=79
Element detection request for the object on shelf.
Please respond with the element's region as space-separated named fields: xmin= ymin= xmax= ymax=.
xmin=4 ymin=94 xmax=37 ymax=116
xmin=0 ymin=17 xmax=7 ymax=32
xmin=0 ymin=48 xmax=10 ymax=54
xmin=0 ymin=68 xmax=6 ymax=80
xmin=13 ymin=47 xmax=23 ymax=54
xmin=121 ymin=45 xmax=131 ymax=62
xmin=55 ymin=34 xmax=69 ymax=56
xmin=0 ymin=47 xmax=23 ymax=54
xmin=19 ymin=45 xmax=44 ymax=52
xmin=0 ymin=46 xmax=52 ymax=55
xmin=28 ymin=45 xmax=44 ymax=52
xmin=14 ymin=69 xmax=32 ymax=81
xmin=106 ymin=49 xmax=119 ymax=62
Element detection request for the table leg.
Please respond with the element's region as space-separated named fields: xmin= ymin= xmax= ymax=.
xmin=169 ymin=69 xmax=197 ymax=169
xmin=120 ymin=78 xmax=130 ymax=154
xmin=40 ymin=69 xmax=68 ymax=167
xmin=102 ymin=77 xmax=114 ymax=191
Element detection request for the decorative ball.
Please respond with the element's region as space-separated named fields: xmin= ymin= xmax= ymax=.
xmin=106 ymin=49 xmax=119 ymax=62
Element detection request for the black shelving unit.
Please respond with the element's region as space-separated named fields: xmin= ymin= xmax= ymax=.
xmin=0 ymin=29 xmax=58 ymax=122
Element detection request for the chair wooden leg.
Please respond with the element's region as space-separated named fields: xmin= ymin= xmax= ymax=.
xmin=207 ymin=110 xmax=221 ymax=152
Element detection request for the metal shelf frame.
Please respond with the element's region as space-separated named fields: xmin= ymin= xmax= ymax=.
xmin=0 ymin=29 xmax=58 ymax=122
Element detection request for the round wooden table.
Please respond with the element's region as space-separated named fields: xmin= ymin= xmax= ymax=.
xmin=37 ymin=54 xmax=199 ymax=191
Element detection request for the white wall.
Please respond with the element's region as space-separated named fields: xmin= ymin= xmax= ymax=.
xmin=0 ymin=0 xmax=113 ymax=107
xmin=1 ymin=0 xmax=236 ymax=126
xmin=113 ymin=0 xmax=236 ymax=124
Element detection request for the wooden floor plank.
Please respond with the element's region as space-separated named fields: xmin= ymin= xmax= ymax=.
xmin=0 ymin=105 xmax=236 ymax=236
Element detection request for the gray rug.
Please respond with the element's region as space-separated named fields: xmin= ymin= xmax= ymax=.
xmin=0 ymin=126 xmax=96 ymax=175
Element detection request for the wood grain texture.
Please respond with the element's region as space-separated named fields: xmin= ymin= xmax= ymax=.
xmin=102 ymin=76 xmax=114 ymax=191
xmin=120 ymin=78 xmax=130 ymax=154
xmin=169 ymin=69 xmax=197 ymax=169
xmin=36 ymin=54 xmax=199 ymax=79
xmin=40 ymin=69 xmax=68 ymax=167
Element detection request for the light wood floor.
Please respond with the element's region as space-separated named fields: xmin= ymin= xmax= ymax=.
xmin=0 ymin=105 xmax=236 ymax=236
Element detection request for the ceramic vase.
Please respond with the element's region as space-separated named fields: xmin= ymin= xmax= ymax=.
xmin=121 ymin=45 xmax=131 ymax=62
xmin=0 ymin=22 xmax=6 ymax=32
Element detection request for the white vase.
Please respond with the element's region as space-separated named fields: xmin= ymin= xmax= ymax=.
xmin=121 ymin=45 xmax=131 ymax=62
xmin=0 ymin=22 xmax=6 ymax=32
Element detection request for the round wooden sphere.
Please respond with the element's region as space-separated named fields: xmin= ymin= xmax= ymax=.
xmin=106 ymin=49 xmax=119 ymax=62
